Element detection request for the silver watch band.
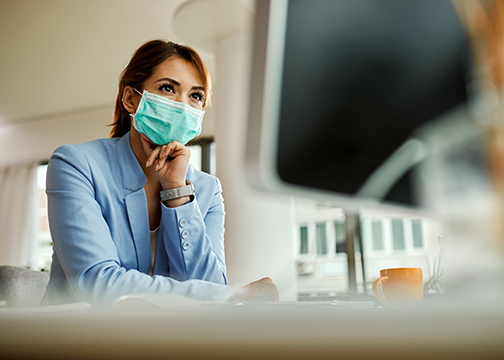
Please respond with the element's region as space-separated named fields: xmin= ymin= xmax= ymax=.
xmin=160 ymin=180 xmax=194 ymax=202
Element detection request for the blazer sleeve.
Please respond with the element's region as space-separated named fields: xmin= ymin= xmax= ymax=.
xmin=159 ymin=176 xmax=227 ymax=285
xmin=46 ymin=145 xmax=230 ymax=305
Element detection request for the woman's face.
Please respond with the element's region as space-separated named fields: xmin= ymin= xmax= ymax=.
xmin=137 ymin=56 xmax=205 ymax=110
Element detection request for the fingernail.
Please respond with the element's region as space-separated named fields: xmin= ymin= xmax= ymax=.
xmin=155 ymin=164 xmax=159 ymax=171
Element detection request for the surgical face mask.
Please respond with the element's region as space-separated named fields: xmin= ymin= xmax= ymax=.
xmin=130 ymin=89 xmax=205 ymax=145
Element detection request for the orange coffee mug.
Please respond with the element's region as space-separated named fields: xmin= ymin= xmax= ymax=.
xmin=372 ymin=267 xmax=423 ymax=306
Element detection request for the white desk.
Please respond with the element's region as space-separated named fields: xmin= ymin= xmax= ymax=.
xmin=1 ymin=296 xmax=503 ymax=359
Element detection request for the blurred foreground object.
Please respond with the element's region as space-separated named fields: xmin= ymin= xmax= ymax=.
xmin=458 ymin=0 xmax=504 ymax=246
xmin=414 ymin=0 xmax=504 ymax=302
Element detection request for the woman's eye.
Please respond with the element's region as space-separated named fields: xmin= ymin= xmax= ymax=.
xmin=159 ymin=84 xmax=174 ymax=93
xmin=191 ymin=92 xmax=204 ymax=103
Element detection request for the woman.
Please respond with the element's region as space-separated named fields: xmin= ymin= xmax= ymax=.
xmin=42 ymin=40 xmax=277 ymax=305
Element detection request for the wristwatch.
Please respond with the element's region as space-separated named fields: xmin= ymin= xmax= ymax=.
xmin=160 ymin=180 xmax=195 ymax=202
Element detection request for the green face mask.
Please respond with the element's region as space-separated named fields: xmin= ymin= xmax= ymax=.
xmin=130 ymin=89 xmax=204 ymax=145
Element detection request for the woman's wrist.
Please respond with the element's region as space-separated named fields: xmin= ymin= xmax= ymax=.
xmin=161 ymin=181 xmax=187 ymax=190
xmin=162 ymin=196 xmax=191 ymax=208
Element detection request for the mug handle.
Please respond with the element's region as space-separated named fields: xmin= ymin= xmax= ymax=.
xmin=372 ymin=276 xmax=390 ymax=305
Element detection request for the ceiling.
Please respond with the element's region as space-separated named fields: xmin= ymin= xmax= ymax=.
xmin=0 ymin=0 xmax=212 ymax=125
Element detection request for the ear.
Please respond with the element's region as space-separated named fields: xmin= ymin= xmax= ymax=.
xmin=122 ymin=86 xmax=139 ymax=114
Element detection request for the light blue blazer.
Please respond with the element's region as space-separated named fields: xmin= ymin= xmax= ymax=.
xmin=42 ymin=132 xmax=230 ymax=305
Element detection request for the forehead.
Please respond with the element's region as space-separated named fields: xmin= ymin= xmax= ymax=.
xmin=149 ymin=56 xmax=203 ymax=87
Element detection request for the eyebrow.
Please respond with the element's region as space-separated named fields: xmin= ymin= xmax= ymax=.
xmin=156 ymin=77 xmax=180 ymax=86
xmin=155 ymin=77 xmax=205 ymax=92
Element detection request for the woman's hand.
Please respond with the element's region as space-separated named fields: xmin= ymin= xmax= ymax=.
xmin=141 ymin=134 xmax=190 ymax=189
xmin=231 ymin=277 xmax=280 ymax=302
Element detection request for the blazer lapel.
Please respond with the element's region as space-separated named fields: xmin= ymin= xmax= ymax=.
xmin=125 ymin=190 xmax=150 ymax=273
xmin=116 ymin=133 xmax=150 ymax=273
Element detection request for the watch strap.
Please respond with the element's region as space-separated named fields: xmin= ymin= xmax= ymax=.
xmin=160 ymin=180 xmax=194 ymax=202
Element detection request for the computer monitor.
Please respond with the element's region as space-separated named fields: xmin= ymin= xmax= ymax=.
xmin=245 ymin=0 xmax=471 ymax=210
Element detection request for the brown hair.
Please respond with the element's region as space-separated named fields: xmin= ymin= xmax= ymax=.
xmin=109 ymin=40 xmax=212 ymax=138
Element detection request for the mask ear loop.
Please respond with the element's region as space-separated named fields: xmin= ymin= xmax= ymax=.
xmin=128 ymin=88 xmax=144 ymax=117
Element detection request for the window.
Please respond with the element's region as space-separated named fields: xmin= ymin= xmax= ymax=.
xmin=188 ymin=144 xmax=202 ymax=171
xmin=299 ymin=226 xmax=309 ymax=254
xmin=372 ymin=220 xmax=384 ymax=251
xmin=187 ymin=137 xmax=216 ymax=175
xmin=412 ymin=219 xmax=423 ymax=248
xmin=316 ymin=223 xmax=327 ymax=255
xmin=392 ymin=219 xmax=405 ymax=250
xmin=334 ymin=222 xmax=345 ymax=253
xmin=37 ymin=164 xmax=52 ymax=271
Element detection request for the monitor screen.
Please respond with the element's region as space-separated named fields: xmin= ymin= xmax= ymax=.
xmin=246 ymin=0 xmax=471 ymax=209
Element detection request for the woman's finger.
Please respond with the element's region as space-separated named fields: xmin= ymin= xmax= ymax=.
xmin=146 ymin=146 xmax=162 ymax=167
xmin=156 ymin=145 xmax=168 ymax=170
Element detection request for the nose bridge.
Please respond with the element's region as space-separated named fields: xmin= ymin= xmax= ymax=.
xmin=175 ymin=86 xmax=190 ymax=105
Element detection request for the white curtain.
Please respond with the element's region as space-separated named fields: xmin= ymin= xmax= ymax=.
xmin=0 ymin=161 xmax=38 ymax=267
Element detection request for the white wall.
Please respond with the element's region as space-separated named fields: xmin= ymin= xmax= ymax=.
xmin=0 ymin=105 xmax=113 ymax=166
xmin=214 ymin=32 xmax=297 ymax=300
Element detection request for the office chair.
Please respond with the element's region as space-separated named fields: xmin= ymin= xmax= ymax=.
xmin=0 ymin=265 xmax=49 ymax=307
